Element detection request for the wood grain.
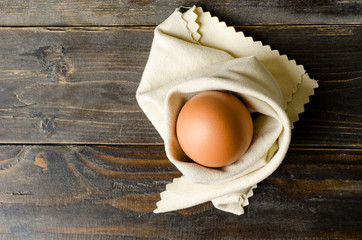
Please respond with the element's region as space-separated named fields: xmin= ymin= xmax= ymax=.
xmin=0 ymin=0 xmax=361 ymax=27
xmin=0 ymin=145 xmax=360 ymax=239
xmin=0 ymin=25 xmax=361 ymax=146
xmin=0 ymin=0 xmax=360 ymax=239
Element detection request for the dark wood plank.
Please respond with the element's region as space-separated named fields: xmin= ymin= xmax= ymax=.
xmin=0 ymin=145 xmax=361 ymax=239
xmin=0 ymin=25 xmax=361 ymax=146
xmin=0 ymin=0 xmax=361 ymax=26
xmin=0 ymin=1 xmax=359 ymax=239
xmin=0 ymin=27 xmax=162 ymax=145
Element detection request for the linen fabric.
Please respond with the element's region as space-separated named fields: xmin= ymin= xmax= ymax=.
xmin=136 ymin=6 xmax=318 ymax=215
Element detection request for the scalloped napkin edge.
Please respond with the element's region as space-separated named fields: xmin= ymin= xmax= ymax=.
xmin=138 ymin=6 xmax=318 ymax=215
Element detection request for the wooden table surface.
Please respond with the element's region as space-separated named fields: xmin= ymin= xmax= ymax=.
xmin=0 ymin=1 xmax=361 ymax=239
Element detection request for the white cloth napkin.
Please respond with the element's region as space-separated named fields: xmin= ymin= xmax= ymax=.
xmin=136 ymin=6 xmax=318 ymax=215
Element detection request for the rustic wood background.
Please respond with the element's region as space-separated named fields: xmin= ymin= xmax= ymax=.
xmin=0 ymin=1 xmax=361 ymax=239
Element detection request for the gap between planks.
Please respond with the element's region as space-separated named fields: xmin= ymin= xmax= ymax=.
xmin=0 ymin=24 xmax=361 ymax=30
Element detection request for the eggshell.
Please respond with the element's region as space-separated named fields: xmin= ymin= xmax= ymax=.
xmin=176 ymin=91 xmax=253 ymax=168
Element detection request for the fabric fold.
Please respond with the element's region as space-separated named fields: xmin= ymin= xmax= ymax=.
xmin=136 ymin=6 xmax=318 ymax=215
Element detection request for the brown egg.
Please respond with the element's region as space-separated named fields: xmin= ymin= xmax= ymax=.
xmin=176 ymin=91 xmax=253 ymax=168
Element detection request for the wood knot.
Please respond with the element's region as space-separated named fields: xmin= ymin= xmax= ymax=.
xmin=40 ymin=116 xmax=57 ymax=137
xmin=28 ymin=45 xmax=73 ymax=83
xmin=55 ymin=59 xmax=73 ymax=83
xmin=34 ymin=152 xmax=48 ymax=173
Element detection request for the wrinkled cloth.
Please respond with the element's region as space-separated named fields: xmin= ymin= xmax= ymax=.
xmin=136 ymin=6 xmax=318 ymax=215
